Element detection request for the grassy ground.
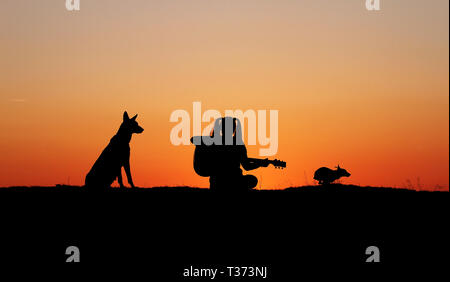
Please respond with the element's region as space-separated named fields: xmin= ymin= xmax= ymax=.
xmin=0 ymin=183 xmax=446 ymax=192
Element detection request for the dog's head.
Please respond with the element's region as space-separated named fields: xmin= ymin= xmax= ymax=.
xmin=123 ymin=111 xmax=144 ymax=134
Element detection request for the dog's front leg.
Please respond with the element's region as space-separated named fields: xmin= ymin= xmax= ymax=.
xmin=124 ymin=162 xmax=135 ymax=188
xmin=117 ymin=168 xmax=125 ymax=188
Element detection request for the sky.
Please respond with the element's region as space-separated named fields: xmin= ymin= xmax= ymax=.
xmin=0 ymin=0 xmax=448 ymax=190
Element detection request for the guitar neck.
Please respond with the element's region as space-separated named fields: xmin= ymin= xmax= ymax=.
xmin=248 ymin=158 xmax=286 ymax=169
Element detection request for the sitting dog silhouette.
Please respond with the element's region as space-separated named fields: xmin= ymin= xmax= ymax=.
xmin=85 ymin=111 xmax=144 ymax=189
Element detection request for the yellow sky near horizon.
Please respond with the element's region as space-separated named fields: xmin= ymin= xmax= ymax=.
xmin=0 ymin=0 xmax=448 ymax=189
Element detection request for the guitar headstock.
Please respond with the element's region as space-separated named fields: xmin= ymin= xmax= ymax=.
xmin=270 ymin=159 xmax=286 ymax=169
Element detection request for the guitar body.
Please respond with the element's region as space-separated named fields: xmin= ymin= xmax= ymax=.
xmin=193 ymin=142 xmax=214 ymax=177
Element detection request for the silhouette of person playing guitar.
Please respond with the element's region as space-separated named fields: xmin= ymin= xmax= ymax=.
xmin=191 ymin=117 xmax=269 ymax=191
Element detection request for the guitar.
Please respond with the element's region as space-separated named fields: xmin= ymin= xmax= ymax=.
xmin=191 ymin=136 xmax=287 ymax=176
xmin=248 ymin=158 xmax=286 ymax=169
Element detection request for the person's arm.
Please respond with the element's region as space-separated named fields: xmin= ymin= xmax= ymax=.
xmin=241 ymin=146 xmax=268 ymax=171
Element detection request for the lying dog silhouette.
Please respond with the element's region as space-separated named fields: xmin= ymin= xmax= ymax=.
xmin=85 ymin=111 xmax=144 ymax=189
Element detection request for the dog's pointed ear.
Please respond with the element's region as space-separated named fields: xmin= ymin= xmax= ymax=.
xmin=123 ymin=111 xmax=130 ymax=121
xmin=131 ymin=114 xmax=138 ymax=121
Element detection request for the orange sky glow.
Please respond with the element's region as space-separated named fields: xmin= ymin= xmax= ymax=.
xmin=0 ymin=0 xmax=448 ymax=190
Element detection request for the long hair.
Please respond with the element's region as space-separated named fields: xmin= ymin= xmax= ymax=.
xmin=211 ymin=117 xmax=243 ymax=145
